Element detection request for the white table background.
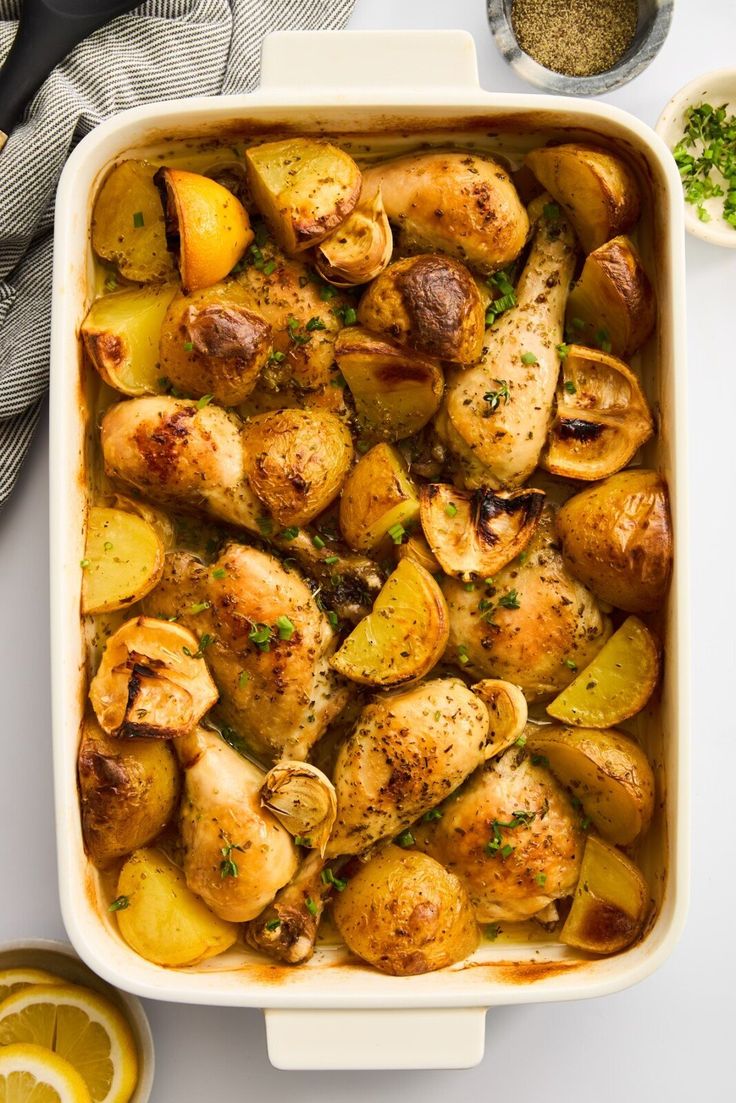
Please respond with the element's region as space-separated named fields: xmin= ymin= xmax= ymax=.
xmin=1 ymin=0 xmax=734 ymax=1098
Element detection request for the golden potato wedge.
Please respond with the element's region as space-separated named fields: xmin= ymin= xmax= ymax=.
xmin=525 ymin=144 xmax=641 ymax=253
xmin=314 ymin=188 xmax=393 ymax=286
xmin=332 ymin=844 xmax=479 ymax=976
xmin=541 ymin=345 xmax=654 ymax=481
xmin=81 ymin=506 xmax=165 ymax=615
xmin=155 ymin=167 xmax=253 ymax=292
xmin=357 ymin=254 xmax=486 ymax=364
xmin=91 ymin=159 xmax=176 ymax=282
xmin=560 ymin=835 xmax=649 ymax=954
xmin=106 ymin=494 xmax=176 ymax=550
xmin=81 ymin=284 xmax=178 ymax=397
xmin=78 ymin=716 xmax=180 ymax=867
xmin=115 ymin=848 xmax=238 ymax=967
xmin=242 ymin=408 xmax=354 ymax=527
xmin=566 ymin=236 xmax=656 ymax=358
xmin=245 ymin=137 xmax=361 ymax=254
xmin=334 ymin=326 xmax=444 ymax=441
xmin=419 ymin=483 xmax=545 ymax=582
xmin=556 ymin=470 xmax=673 ymax=614
xmin=397 ymin=532 xmax=441 ymax=575
xmin=472 ymin=679 xmax=528 ymax=758
xmin=547 ymin=616 xmax=659 ymax=728
xmin=525 ymin=725 xmax=655 ymax=844
xmin=330 ymin=558 xmax=449 ymax=686
xmin=339 ymin=442 xmax=420 ymax=553
xmin=160 ymin=284 xmax=271 ymax=405
xmin=89 ymin=616 xmax=219 ymax=738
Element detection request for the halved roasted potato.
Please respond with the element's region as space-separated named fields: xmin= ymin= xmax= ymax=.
xmin=541 ymin=345 xmax=653 ymax=481
xmin=91 ymin=159 xmax=176 ymax=282
xmin=556 ymin=469 xmax=672 ymax=613
xmin=526 ymin=725 xmax=655 ymax=845
xmin=242 ymin=408 xmax=354 ymax=527
xmin=560 ymin=835 xmax=649 ymax=954
xmin=245 ymin=137 xmax=361 ymax=254
xmin=361 ymin=150 xmax=529 ymax=273
xmin=106 ymin=494 xmax=176 ymax=550
xmin=160 ymin=284 xmax=271 ymax=405
xmin=357 ymin=254 xmax=486 ymax=364
xmin=419 ymin=483 xmax=545 ymax=581
xmin=81 ymin=284 xmax=178 ymax=397
xmin=155 ymin=167 xmax=253 ymax=292
xmin=339 ymin=442 xmax=420 ymax=553
xmin=547 ymin=616 xmax=659 ymax=728
xmin=397 ymin=532 xmax=441 ymax=575
xmin=471 ymin=679 xmax=528 ymax=758
xmin=332 ymin=845 xmax=479 ymax=976
xmin=314 ymin=188 xmax=392 ymax=286
xmin=78 ymin=716 xmax=180 ymax=867
xmin=525 ymin=144 xmax=641 ymax=253
xmin=81 ymin=506 xmax=166 ymax=615
xmin=335 ymin=326 xmax=444 ymax=441
xmin=89 ymin=616 xmax=219 ymax=738
xmin=330 ymin=558 xmax=449 ymax=686
xmin=566 ymin=236 xmax=656 ymax=358
xmin=115 ymin=848 xmax=238 ymax=967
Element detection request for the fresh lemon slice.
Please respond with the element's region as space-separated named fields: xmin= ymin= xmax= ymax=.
xmin=546 ymin=615 xmax=659 ymax=728
xmin=330 ymin=558 xmax=449 ymax=686
xmin=0 ymin=968 xmax=62 ymax=1005
xmin=0 ymin=1043 xmax=91 ymax=1102
xmin=0 ymin=985 xmax=137 ymax=1103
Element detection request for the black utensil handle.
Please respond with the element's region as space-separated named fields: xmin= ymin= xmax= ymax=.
xmin=0 ymin=4 xmax=102 ymax=145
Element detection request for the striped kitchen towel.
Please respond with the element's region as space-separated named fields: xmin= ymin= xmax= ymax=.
xmin=0 ymin=0 xmax=355 ymax=508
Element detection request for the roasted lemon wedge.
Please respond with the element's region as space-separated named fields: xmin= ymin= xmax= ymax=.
xmin=0 ymin=984 xmax=138 ymax=1103
xmin=546 ymin=616 xmax=659 ymax=728
xmin=81 ymin=507 xmax=165 ymax=615
xmin=0 ymin=1043 xmax=92 ymax=1103
xmin=330 ymin=558 xmax=449 ymax=686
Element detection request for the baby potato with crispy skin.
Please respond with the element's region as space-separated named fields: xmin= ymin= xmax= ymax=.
xmin=333 ymin=845 xmax=479 ymax=976
xmin=357 ymin=254 xmax=485 ymax=364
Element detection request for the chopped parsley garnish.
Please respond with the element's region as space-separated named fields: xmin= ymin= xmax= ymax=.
xmin=185 ymin=601 xmax=211 ymax=615
xmin=257 ymin=515 xmax=273 ymax=536
xmin=268 ymin=349 xmax=286 ymax=365
xmin=286 ymin=316 xmax=311 ymax=345
xmin=563 ymin=658 xmax=578 ymax=671
xmin=294 ymin=835 xmax=313 ymax=848
xmin=108 ymin=895 xmax=130 ymax=912
xmin=387 ymin=522 xmax=406 ymax=545
xmin=445 ymin=501 xmax=458 ymax=518
xmin=238 ymin=670 xmax=250 ymax=688
xmin=483 ymin=380 xmax=510 ymax=414
xmin=305 ymin=316 xmax=327 ymax=332
xmin=485 ymin=810 xmax=536 ymax=858
xmin=673 ymin=102 xmax=736 ymax=228
xmin=326 ymin=610 xmax=339 ymax=629
xmin=182 ymin=633 xmax=213 ymax=660
xmin=536 ymin=873 xmax=547 ymax=886
xmin=324 ymin=555 xmax=339 ymax=565
xmin=543 ymin=202 xmax=561 ymax=221
xmin=334 ymin=305 xmax=357 ymax=326
xmin=395 ymin=829 xmax=415 ymax=848
xmin=265 ymin=918 xmax=281 ymax=931
xmin=279 ymin=526 xmax=299 ymax=541
xmin=220 ymin=840 xmax=244 ymax=879
xmin=595 ymin=328 xmax=612 ymax=353
xmin=305 ymin=897 xmax=319 ymax=916
xmin=321 ymin=867 xmax=347 ymax=892
xmin=521 ymin=351 xmax=538 ymax=365
xmin=557 ymin=343 xmax=570 ymax=360
xmin=196 ymin=393 xmax=214 ymax=409
xmin=498 ymin=589 xmax=521 ymax=610
xmin=80 ymin=558 xmax=90 ymax=569
xmin=211 ymin=567 xmax=227 ymax=580
xmin=422 ymin=808 xmax=443 ymax=822
xmin=457 ymin=644 xmax=470 ymax=666
xmin=312 ymin=534 xmax=326 ymax=549
xmin=248 ymin=623 xmax=273 ymax=651
xmin=276 ymin=615 xmax=295 ymax=641
xmin=564 ymin=379 xmax=577 ymax=394
xmin=132 ymin=211 xmax=144 ymax=228
xmin=183 ymin=340 xmax=194 ymax=352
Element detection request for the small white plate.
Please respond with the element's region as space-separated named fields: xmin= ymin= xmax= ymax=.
xmin=656 ymin=68 xmax=736 ymax=247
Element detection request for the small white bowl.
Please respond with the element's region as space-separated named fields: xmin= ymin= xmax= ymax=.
xmin=656 ymin=68 xmax=736 ymax=247
xmin=0 ymin=939 xmax=154 ymax=1102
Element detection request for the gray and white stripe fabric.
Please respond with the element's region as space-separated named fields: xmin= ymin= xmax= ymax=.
xmin=0 ymin=0 xmax=355 ymax=508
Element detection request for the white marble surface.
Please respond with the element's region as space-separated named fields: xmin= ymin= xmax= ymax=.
xmin=1 ymin=0 xmax=734 ymax=1097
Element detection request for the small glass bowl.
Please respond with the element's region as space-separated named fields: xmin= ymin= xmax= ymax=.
xmin=487 ymin=0 xmax=674 ymax=96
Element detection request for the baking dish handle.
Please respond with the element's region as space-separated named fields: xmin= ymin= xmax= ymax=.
xmin=264 ymin=1006 xmax=487 ymax=1070
xmin=259 ymin=30 xmax=479 ymax=92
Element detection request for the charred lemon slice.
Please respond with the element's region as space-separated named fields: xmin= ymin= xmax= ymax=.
xmin=155 ymin=168 xmax=252 ymax=292
xmin=89 ymin=616 xmax=218 ymax=738
xmin=419 ymin=483 xmax=544 ymax=582
xmin=561 ymin=835 xmax=649 ymax=954
xmin=546 ymin=616 xmax=659 ymax=728
xmin=81 ymin=507 xmax=165 ymax=615
xmin=541 ymin=345 xmax=653 ymax=481
xmin=330 ymin=559 xmax=449 ymax=686
xmin=471 ymin=679 xmax=528 ymax=758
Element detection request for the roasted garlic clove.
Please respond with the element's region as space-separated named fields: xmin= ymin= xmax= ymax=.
xmin=314 ymin=188 xmax=393 ymax=286
xmin=89 ymin=616 xmax=218 ymax=738
xmin=260 ymin=761 xmax=337 ymax=855
xmin=419 ymin=483 xmax=545 ymax=582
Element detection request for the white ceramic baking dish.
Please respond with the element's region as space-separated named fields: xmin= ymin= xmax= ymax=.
xmin=49 ymin=29 xmax=690 ymax=1071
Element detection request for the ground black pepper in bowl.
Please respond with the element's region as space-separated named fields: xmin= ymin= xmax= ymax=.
xmin=511 ymin=0 xmax=639 ymax=78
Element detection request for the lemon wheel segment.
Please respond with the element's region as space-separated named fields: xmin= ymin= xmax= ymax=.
xmin=0 ymin=1043 xmax=92 ymax=1102
xmin=0 ymin=984 xmax=138 ymax=1103
xmin=0 ymin=968 xmax=62 ymax=1006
